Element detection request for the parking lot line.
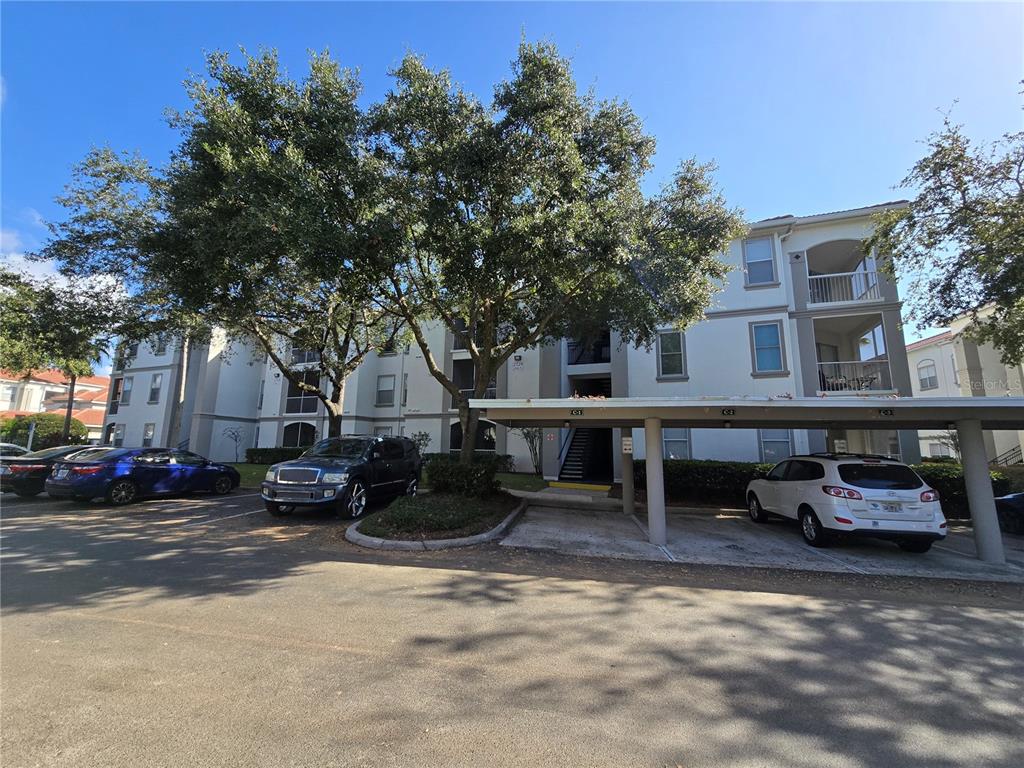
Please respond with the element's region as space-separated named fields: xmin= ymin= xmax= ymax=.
xmin=181 ymin=508 xmax=263 ymax=527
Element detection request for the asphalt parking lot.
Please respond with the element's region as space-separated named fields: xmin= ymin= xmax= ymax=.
xmin=2 ymin=491 xmax=1023 ymax=767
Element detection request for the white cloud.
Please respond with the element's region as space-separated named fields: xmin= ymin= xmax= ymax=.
xmin=0 ymin=251 xmax=60 ymax=282
xmin=20 ymin=208 xmax=46 ymax=230
xmin=0 ymin=228 xmax=23 ymax=253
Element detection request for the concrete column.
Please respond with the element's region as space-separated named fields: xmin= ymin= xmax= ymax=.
xmin=643 ymin=417 xmax=667 ymax=546
xmin=621 ymin=434 xmax=635 ymax=517
xmin=956 ymin=419 xmax=1005 ymax=565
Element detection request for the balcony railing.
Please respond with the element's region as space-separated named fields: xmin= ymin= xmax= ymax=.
xmin=450 ymin=386 xmax=496 ymax=409
xmin=567 ymin=334 xmax=611 ymax=365
xmin=808 ymin=271 xmax=882 ymax=304
xmin=818 ymin=360 xmax=893 ymax=393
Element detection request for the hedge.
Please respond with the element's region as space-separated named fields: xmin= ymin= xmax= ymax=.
xmin=422 ymin=452 xmax=516 ymax=473
xmin=245 ymin=446 xmax=309 ymax=464
xmin=632 ymin=458 xmax=1010 ymax=518
xmin=424 ymin=455 xmax=500 ymax=498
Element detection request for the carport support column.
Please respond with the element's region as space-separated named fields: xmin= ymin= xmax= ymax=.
xmin=956 ymin=419 xmax=1005 ymax=565
xmin=621 ymin=438 xmax=635 ymax=516
xmin=643 ymin=417 xmax=667 ymax=547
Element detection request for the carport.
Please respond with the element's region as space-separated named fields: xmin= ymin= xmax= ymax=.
xmin=472 ymin=396 xmax=1024 ymax=564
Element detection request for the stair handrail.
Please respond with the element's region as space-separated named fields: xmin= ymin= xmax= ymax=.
xmin=557 ymin=427 xmax=575 ymax=469
xmin=990 ymin=444 xmax=1023 ymax=467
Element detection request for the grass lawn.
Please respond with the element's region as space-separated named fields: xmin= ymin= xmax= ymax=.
xmin=359 ymin=492 xmax=520 ymax=540
xmin=234 ymin=464 xmax=546 ymax=492
xmin=231 ymin=463 xmax=271 ymax=488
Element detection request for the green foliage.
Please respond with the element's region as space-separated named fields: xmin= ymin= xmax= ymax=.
xmin=409 ymin=431 xmax=432 ymax=453
xmin=422 ymin=452 xmax=515 ymax=473
xmin=359 ymin=492 xmax=518 ymax=540
xmin=911 ymin=463 xmax=1010 ymax=520
xmin=865 ymin=110 xmax=1024 ymax=365
xmin=424 ymin=455 xmax=501 ymax=498
xmin=511 ymin=426 xmax=543 ymax=475
xmin=633 ymin=459 xmax=773 ymax=506
xmin=0 ymin=414 xmax=88 ymax=450
xmin=245 ymin=446 xmax=309 ymax=464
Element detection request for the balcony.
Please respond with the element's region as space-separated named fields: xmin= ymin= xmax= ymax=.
xmin=450 ymin=386 xmax=496 ymax=410
xmin=808 ymin=271 xmax=882 ymax=305
xmin=817 ymin=360 xmax=893 ymax=393
xmin=567 ymin=331 xmax=611 ymax=366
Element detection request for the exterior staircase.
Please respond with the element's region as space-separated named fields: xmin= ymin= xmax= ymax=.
xmin=991 ymin=444 xmax=1023 ymax=467
xmin=559 ymin=428 xmax=597 ymax=482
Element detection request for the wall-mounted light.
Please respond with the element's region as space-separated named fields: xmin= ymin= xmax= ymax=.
xmin=724 ymin=421 xmax=732 ymax=429
xmin=563 ymin=421 xmax=570 ymax=429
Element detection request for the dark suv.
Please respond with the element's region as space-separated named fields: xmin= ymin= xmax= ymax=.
xmin=261 ymin=435 xmax=421 ymax=518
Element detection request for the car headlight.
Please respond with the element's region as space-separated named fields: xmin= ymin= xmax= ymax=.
xmin=264 ymin=469 xmax=276 ymax=482
xmin=322 ymin=472 xmax=349 ymax=484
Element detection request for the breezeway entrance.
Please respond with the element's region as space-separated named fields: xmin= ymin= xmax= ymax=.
xmin=472 ymin=396 xmax=1024 ymax=564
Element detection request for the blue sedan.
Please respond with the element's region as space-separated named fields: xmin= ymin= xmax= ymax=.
xmin=45 ymin=447 xmax=241 ymax=505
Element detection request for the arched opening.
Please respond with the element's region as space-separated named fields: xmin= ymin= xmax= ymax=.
xmin=282 ymin=422 xmax=316 ymax=447
xmin=805 ymin=239 xmax=879 ymax=304
xmin=449 ymin=420 xmax=497 ymax=453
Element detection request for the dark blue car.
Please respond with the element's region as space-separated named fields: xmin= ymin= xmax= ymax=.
xmin=45 ymin=447 xmax=241 ymax=505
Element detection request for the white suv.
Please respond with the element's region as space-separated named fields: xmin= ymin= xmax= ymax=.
xmin=745 ymin=454 xmax=947 ymax=553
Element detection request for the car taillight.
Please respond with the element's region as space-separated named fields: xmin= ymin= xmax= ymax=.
xmin=833 ymin=516 xmax=853 ymax=524
xmin=11 ymin=464 xmax=47 ymax=473
xmin=71 ymin=466 xmax=103 ymax=475
xmin=920 ymin=490 xmax=940 ymax=502
xmin=822 ymin=485 xmax=863 ymax=500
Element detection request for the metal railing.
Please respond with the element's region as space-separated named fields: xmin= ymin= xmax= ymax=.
xmin=991 ymin=444 xmax=1023 ymax=467
xmin=817 ymin=360 xmax=893 ymax=392
xmin=450 ymin=386 xmax=496 ymax=409
xmin=567 ymin=333 xmax=612 ymax=365
xmin=808 ymin=271 xmax=882 ymax=304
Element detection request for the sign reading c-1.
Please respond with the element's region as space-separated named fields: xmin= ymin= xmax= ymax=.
xmin=569 ymin=408 xmax=584 ymax=416
xmin=721 ymin=408 xmax=736 ymax=416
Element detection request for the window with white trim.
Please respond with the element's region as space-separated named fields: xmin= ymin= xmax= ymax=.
xmin=376 ymin=375 xmax=396 ymax=407
xmin=663 ymin=428 xmax=691 ymax=459
xmin=928 ymin=442 xmax=952 ymax=458
xmin=657 ymin=331 xmax=686 ymax=378
xmin=743 ymin=237 xmax=776 ymax=285
xmin=148 ymin=373 xmax=162 ymax=404
xmin=142 ymin=423 xmax=155 ymax=447
xmin=758 ymin=429 xmax=791 ymax=463
xmin=285 ymin=371 xmax=319 ymax=414
xmin=917 ymin=359 xmax=938 ymax=390
xmin=374 ymin=426 xmax=393 ymax=437
xmin=751 ymin=322 xmax=785 ymax=373
xmin=120 ymin=376 xmax=134 ymax=405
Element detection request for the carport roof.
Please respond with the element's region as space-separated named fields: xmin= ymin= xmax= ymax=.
xmin=470 ymin=396 xmax=1024 ymax=430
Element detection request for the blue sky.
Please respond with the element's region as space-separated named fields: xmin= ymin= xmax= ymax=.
xmin=2 ymin=1 xmax=1021 ymax=344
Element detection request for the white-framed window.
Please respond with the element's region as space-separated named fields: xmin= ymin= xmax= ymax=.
xmin=285 ymin=371 xmax=319 ymax=414
xmin=917 ymin=359 xmax=938 ymax=390
xmin=376 ymin=375 xmax=396 ymax=407
xmin=148 ymin=373 xmax=163 ymax=404
xmin=743 ymin=237 xmax=776 ymax=286
xmin=401 ymin=373 xmax=409 ymax=407
xmin=289 ymin=346 xmax=319 ymax=365
xmin=750 ymin=322 xmax=786 ymax=374
xmin=113 ymin=424 xmax=125 ymax=447
xmin=657 ymin=331 xmax=687 ymax=378
xmin=374 ymin=426 xmax=393 ymax=437
xmin=257 ymin=380 xmax=265 ymax=410
xmin=950 ymin=354 xmax=959 ymax=386
xmin=142 ymin=423 xmax=156 ymax=447
xmin=0 ymin=383 xmax=17 ymax=409
xmin=759 ymin=429 xmax=791 ymax=463
xmin=859 ymin=322 xmax=887 ymax=360
xmin=663 ymin=428 xmax=690 ymax=459
xmin=928 ymin=442 xmax=952 ymax=458
xmin=282 ymin=422 xmax=316 ymax=447
xmin=120 ymin=376 xmax=134 ymax=405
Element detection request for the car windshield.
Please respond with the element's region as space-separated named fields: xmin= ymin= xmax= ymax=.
xmin=22 ymin=446 xmax=88 ymax=460
xmin=837 ymin=463 xmax=923 ymax=490
xmin=66 ymin=448 xmax=127 ymax=463
xmin=302 ymin=438 xmax=371 ymax=459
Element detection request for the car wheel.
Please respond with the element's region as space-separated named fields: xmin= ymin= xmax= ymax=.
xmin=747 ymin=494 xmax=768 ymax=523
xmin=14 ymin=489 xmax=41 ymax=498
xmin=213 ymin=474 xmax=234 ymax=495
xmin=799 ymin=508 xmax=829 ymax=547
xmin=266 ymin=501 xmax=294 ymax=516
xmin=405 ymin=476 xmax=419 ymax=497
xmin=107 ymin=479 xmax=138 ymax=506
xmin=344 ymin=479 xmax=368 ymax=518
xmin=897 ymin=539 xmax=933 ymax=554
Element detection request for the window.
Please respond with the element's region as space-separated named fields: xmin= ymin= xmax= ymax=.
xmin=172 ymin=450 xmax=206 ymax=466
xmin=449 ymin=420 xmax=497 ymax=452
xmin=126 ymin=342 xmax=139 ymax=357
xmin=759 ymin=429 xmax=791 ymax=463
xmin=104 ymin=423 xmax=117 ymax=445
xmin=142 ymin=423 xmax=155 ymax=447
xmin=951 ymin=354 xmax=959 ymax=385
xmin=113 ymin=424 xmax=125 ymax=447
xmin=153 ymin=335 xmax=167 ymax=356
xmin=374 ymin=426 xmax=393 ymax=437
xmin=120 ymin=376 xmax=134 ymax=405
xmin=0 ymin=383 xmax=17 ymax=409
xmin=657 ymin=331 xmax=687 ymax=378
xmin=379 ymin=339 xmax=397 ymax=356
xmin=401 ymin=373 xmax=409 ymax=407
xmin=451 ymin=318 xmax=470 ymax=350
xmin=786 ymin=460 xmax=825 ymax=481
xmin=148 ymin=373 xmax=163 ymax=404
xmin=282 ymin=422 xmax=316 ymax=447
xmin=766 ymin=461 xmax=790 ymax=481
xmin=750 ymin=322 xmax=786 ymax=374
xmin=743 ymin=237 xmax=776 ymax=286
xmin=929 ymin=442 xmax=952 ymax=458
xmin=376 ymin=375 xmax=396 ymax=407
xmin=257 ymin=380 xmax=265 ymax=410
xmin=254 ymin=426 xmax=260 ymax=448
xmin=837 ymin=463 xmax=923 ymax=490
xmin=917 ymin=359 xmax=939 ymax=390
xmin=290 ymin=346 xmax=319 ymax=365
xmin=859 ymin=322 xmax=887 ymax=360
xmin=381 ymin=439 xmax=404 ymax=459
xmin=663 ymin=428 xmax=690 ymax=459
xmin=285 ymin=371 xmax=319 ymax=414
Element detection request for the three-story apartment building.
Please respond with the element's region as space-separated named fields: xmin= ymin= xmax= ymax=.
xmin=103 ymin=201 xmax=920 ymax=478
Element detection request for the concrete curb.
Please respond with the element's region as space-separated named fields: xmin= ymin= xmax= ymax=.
xmin=508 ymin=489 xmax=624 ymax=512
xmin=345 ymin=498 xmax=528 ymax=551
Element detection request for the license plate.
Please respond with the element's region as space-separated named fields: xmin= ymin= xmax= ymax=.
xmin=55 ymin=468 xmax=69 ymax=479
xmin=869 ymin=501 xmax=900 ymax=514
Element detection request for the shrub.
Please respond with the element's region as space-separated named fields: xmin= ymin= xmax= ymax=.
xmin=425 ymin=455 xmax=500 ymax=497
xmin=422 ymin=452 xmax=515 ymax=473
xmin=0 ymin=413 xmax=88 ymax=449
xmin=911 ymin=463 xmax=1010 ymax=519
xmin=633 ymin=459 xmax=773 ymax=506
xmin=245 ymin=446 xmax=309 ymax=464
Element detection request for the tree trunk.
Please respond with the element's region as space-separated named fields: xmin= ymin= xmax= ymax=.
xmin=327 ymin=380 xmax=345 ymax=438
xmin=458 ymin=403 xmax=480 ymax=465
xmin=61 ymin=374 xmax=77 ymax=444
xmin=167 ymin=337 xmax=190 ymax=448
